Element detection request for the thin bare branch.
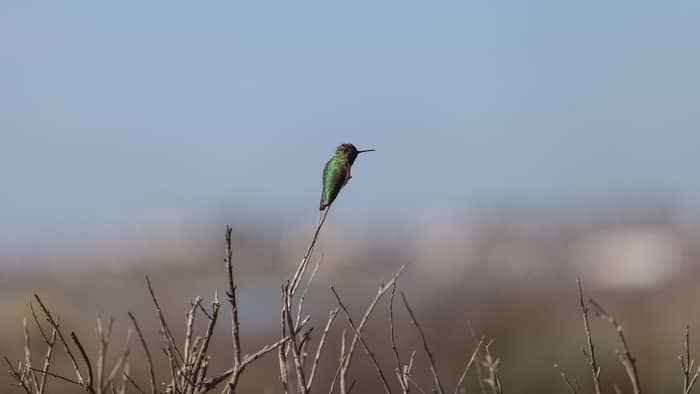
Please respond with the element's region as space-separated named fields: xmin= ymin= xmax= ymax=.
xmin=295 ymin=255 xmax=323 ymax=330
xmin=400 ymin=292 xmax=444 ymax=394
xmin=283 ymin=284 xmax=309 ymax=394
xmin=455 ymin=337 xmax=484 ymax=394
xmin=30 ymin=366 xmax=83 ymax=387
xmin=329 ymin=328 xmax=348 ymax=394
xmin=339 ymin=264 xmax=406 ymax=392
xmin=289 ymin=208 xmax=330 ymax=297
xmin=307 ymin=307 xmax=340 ymax=390
xmin=107 ymin=329 xmax=132 ymax=389
xmin=127 ymin=312 xmax=156 ymax=394
xmin=5 ymin=355 xmax=31 ymax=393
xmin=589 ymin=298 xmax=641 ymax=394
xmin=388 ymin=283 xmax=407 ymax=393
xmin=554 ymin=364 xmax=578 ymax=394
xmin=145 ymin=275 xmax=184 ymax=369
xmin=467 ymin=323 xmax=488 ymax=394
xmin=123 ymin=372 xmax=146 ymax=394
xmin=331 ymin=286 xmax=392 ymax=394
xmin=71 ymin=331 xmax=95 ymax=392
xmin=38 ymin=327 xmax=58 ymax=394
xmin=482 ymin=340 xmax=503 ymax=394
xmin=577 ymin=280 xmax=602 ymax=394
xmin=33 ymin=294 xmax=86 ymax=387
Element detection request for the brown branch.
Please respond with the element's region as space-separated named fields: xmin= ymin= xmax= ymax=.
xmin=307 ymin=307 xmax=340 ymax=390
xmin=71 ymin=331 xmax=95 ymax=392
xmin=127 ymin=312 xmax=157 ymax=394
xmin=283 ymin=284 xmax=309 ymax=394
xmin=224 ymin=225 xmax=243 ymax=373
xmin=467 ymin=323 xmax=489 ymax=394
xmin=400 ymin=292 xmax=444 ymax=394
xmin=289 ymin=208 xmax=330 ymax=297
xmin=189 ymin=293 xmax=220 ymax=392
xmin=204 ymin=333 xmax=295 ymax=391
xmin=388 ymin=283 xmax=408 ymax=393
xmin=38 ymin=327 xmax=58 ymax=394
xmin=680 ymin=326 xmax=700 ymax=394
xmin=577 ymin=280 xmax=602 ymax=394
xmin=96 ymin=315 xmax=115 ymax=393
xmin=5 ymin=356 xmax=30 ymax=393
xmin=295 ymin=255 xmax=323 ymax=330
xmin=30 ymin=366 xmax=83 ymax=387
xmin=23 ymin=317 xmax=39 ymax=392
xmin=482 ymin=340 xmax=503 ymax=394
xmin=338 ymin=264 xmax=406 ymax=392
xmin=123 ymin=372 xmax=146 ymax=394
xmin=331 ymin=286 xmax=392 ymax=394
xmin=107 ymin=329 xmax=132 ymax=390
xmin=145 ymin=275 xmax=184 ymax=369
xmin=279 ymin=302 xmax=290 ymax=394
xmin=589 ymin=298 xmax=641 ymax=394
xmin=328 ymin=328 xmax=349 ymax=394
xmin=455 ymin=336 xmax=484 ymax=394
xmin=33 ymin=294 xmax=86 ymax=387
xmin=554 ymin=364 xmax=578 ymax=394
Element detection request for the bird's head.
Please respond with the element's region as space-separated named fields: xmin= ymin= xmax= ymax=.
xmin=335 ymin=143 xmax=375 ymax=165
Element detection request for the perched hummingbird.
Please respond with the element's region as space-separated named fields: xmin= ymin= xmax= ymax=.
xmin=319 ymin=143 xmax=375 ymax=211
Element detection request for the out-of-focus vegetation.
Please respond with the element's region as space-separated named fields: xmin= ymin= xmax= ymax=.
xmin=3 ymin=204 xmax=700 ymax=393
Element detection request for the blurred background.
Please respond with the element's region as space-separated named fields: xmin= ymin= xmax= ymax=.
xmin=3 ymin=2 xmax=700 ymax=393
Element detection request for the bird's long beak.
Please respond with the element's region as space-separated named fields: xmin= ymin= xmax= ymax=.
xmin=357 ymin=149 xmax=376 ymax=154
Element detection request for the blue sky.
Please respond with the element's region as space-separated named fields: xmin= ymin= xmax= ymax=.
xmin=2 ymin=2 xmax=700 ymax=242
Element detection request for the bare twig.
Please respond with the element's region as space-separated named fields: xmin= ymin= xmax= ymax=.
xmin=482 ymin=340 xmax=503 ymax=394
xmin=389 ymin=283 xmax=408 ymax=393
xmin=331 ymin=286 xmax=392 ymax=394
xmin=295 ymin=255 xmax=323 ymax=330
xmin=106 ymin=329 xmax=132 ymax=389
xmin=339 ymin=264 xmax=406 ymax=393
xmin=400 ymin=292 xmax=444 ymax=394
xmin=283 ymin=284 xmax=309 ymax=394
xmin=406 ymin=375 xmax=428 ymax=394
xmin=328 ymin=329 xmax=347 ymax=394
xmin=554 ymin=364 xmax=578 ymax=394
xmin=71 ymin=331 xmax=95 ymax=392
xmin=38 ymin=327 xmax=58 ymax=394
xmin=289 ymin=208 xmax=330 ymax=298
xmin=5 ymin=355 xmax=31 ymax=393
xmin=123 ymin=372 xmax=146 ymax=394
xmin=589 ymin=298 xmax=641 ymax=394
xmin=455 ymin=337 xmax=484 ymax=394
xmin=30 ymin=367 xmax=83 ymax=387
xmin=34 ymin=294 xmax=86 ymax=387
xmin=307 ymin=307 xmax=340 ymax=390
xmin=204 ymin=327 xmax=298 ymax=392
xmin=467 ymin=323 xmax=488 ymax=394
xmin=279 ymin=302 xmax=290 ymax=394
xmin=577 ymin=280 xmax=602 ymax=394
xmin=127 ymin=312 xmax=156 ymax=394
xmin=96 ymin=315 xmax=115 ymax=393
xmin=145 ymin=275 xmax=184 ymax=369
xmin=680 ymin=326 xmax=700 ymax=394
xmin=23 ymin=317 xmax=39 ymax=393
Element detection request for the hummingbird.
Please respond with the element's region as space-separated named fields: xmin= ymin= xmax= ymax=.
xmin=319 ymin=143 xmax=375 ymax=211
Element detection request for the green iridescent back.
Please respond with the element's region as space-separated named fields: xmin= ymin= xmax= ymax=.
xmin=320 ymin=154 xmax=350 ymax=210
